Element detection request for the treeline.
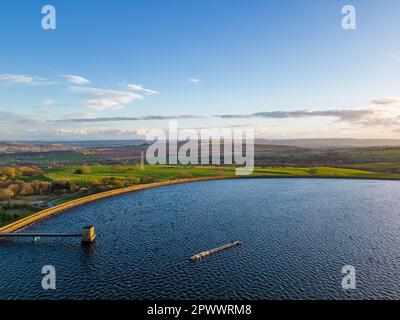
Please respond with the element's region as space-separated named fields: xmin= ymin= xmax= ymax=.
xmin=0 ymin=178 xmax=133 ymax=201
xmin=0 ymin=179 xmax=80 ymax=200
xmin=0 ymin=166 xmax=82 ymax=200
xmin=0 ymin=166 xmax=43 ymax=179
xmin=0 ymin=165 xmax=164 ymax=202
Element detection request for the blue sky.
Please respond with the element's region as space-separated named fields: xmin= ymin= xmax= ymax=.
xmin=1 ymin=0 xmax=400 ymax=140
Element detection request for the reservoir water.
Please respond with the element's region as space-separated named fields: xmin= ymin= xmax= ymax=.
xmin=1 ymin=178 xmax=400 ymax=299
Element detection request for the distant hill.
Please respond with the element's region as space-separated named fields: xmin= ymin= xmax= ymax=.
xmin=0 ymin=141 xmax=78 ymax=153
xmin=47 ymin=138 xmax=400 ymax=148
xmin=3 ymin=138 xmax=400 ymax=151
xmin=254 ymin=139 xmax=400 ymax=148
xmin=8 ymin=140 xmax=148 ymax=148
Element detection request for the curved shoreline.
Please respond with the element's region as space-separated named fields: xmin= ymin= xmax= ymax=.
xmin=1 ymin=174 xmax=399 ymax=233
xmin=0 ymin=176 xmax=230 ymax=233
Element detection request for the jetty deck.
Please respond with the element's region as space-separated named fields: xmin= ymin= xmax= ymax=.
xmin=0 ymin=233 xmax=81 ymax=237
xmin=190 ymin=241 xmax=242 ymax=260
xmin=0 ymin=226 xmax=96 ymax=243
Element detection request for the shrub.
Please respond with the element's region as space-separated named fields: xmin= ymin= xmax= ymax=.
xmin=139 ymin=176 xmax=156 ymax=184
xmin=178 ymin=172 xmax=193 ymax=179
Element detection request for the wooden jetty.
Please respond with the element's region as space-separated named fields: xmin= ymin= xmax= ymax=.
xmin=190 ymin=241 xmax=242 ymax=260
xmin=0 ymin=226 xmax=96 ymax=243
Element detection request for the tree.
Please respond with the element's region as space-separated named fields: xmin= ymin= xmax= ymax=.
xmin=112 ymin=165 xmax=124 ymax=173
xmin=51 ymin=180 xmax=70 ymax=192
xmin=308 ymin=167 xmax=318 ymax=175
xmin=69 ymin=181 xmax=80 ymax=192
xmin=19 ymin=166 xmax=43 ymax=176
xmin=4 ymin=168 xmax=19 ymax=179
xmin=7 ymin=184 xmax=21 ymax=196
xmin=0 ymin=188 xmax=14 ymax=204
xmin=82 ymin=166 xmax=91 ymax=175
xmin=39 ymin=181 xmax=52 ymax=194
xmin=20 ymin=184 xmax=34 ymax=196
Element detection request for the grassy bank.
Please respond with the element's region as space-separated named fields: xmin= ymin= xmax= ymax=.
xmin=45 ymin=164 xmax=400 ymax=182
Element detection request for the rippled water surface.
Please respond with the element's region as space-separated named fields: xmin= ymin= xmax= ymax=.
xmin=1 ymin=178 xmax=400 ymax=299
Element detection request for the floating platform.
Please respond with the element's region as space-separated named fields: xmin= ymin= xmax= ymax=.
xmin=190 ymin=241 xmax=242 ymax=260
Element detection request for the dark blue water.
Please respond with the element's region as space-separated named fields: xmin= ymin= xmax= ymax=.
xmin=1 ymin=178 xmax=400 ymax=300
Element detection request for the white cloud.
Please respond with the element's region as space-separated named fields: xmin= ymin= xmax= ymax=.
xmin=371 ymin=97 xmax=400 ymax=106
xmin=55 ymin=128 xmax=89 ymax=136
xmin=0 ymin=111 xmax=38 ymax=124
xmin=380 ymin=51 xmax=400 ymax=63
xmin=48 ymin=127 xmax=150 ymax=138
xmin=133 ymin=127 xmax=150 ymax=136
xmin=50 ymin=114 xmax=202 ymax=123
xmin=189 ymin=78 xmax=200 ymax=85
xmin=70 ymin=86 xmax=143 ymax=110
xmin=28 ymin=128 xmax=39 ymax=135
xmin=60 ymin=112 xmax=96 ymax=120
xmin=217 ymin=109 xmax=376 ymax=122
xmin=62 ymin=74 xmax=91 ymax=85
xmin=36 ymin=99 xmax=55 ymax=113
xmin=127 ymin=84 xmax=159 ymax=95
xmin=98 ymin=128 xmax=149 ymax=137
xmin=217 ymin=102 xmax=400 ymax=129
xmin=0 ymin=73 xmax=53 ymax=85
xmin=0 ymin=73 xmax=34 ymax=84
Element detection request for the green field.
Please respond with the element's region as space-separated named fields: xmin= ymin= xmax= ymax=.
xmin=44 ymin=164 xmax=400 ymax=182
xmin=45 ymin=165 xmax=235 ymax=182
xmin=0 ymin=151 xmax=99 ymax=166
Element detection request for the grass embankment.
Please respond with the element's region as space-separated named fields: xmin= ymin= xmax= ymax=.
xmin=0 ymin=205 xmax=40 ymax=227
